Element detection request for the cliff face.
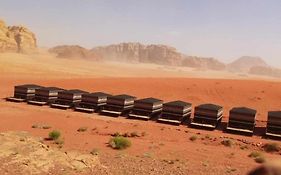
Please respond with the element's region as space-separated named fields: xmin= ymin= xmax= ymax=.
xmin=182 ymin=56 xmax=226 ymax=71
xmin=91 ymin=42 xmax=184 ymax=66
xmin=48 ymin=45 xmax=100 ymax=60
xmin=0 ymin=19 xmax=36 ymax=53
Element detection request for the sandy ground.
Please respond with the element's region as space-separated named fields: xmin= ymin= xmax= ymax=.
xmin=0 ymin=52 xmax=280 ymax=174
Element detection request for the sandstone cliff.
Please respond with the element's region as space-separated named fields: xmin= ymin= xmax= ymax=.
xmin=182 ymin=56 xmax=226 ymax=71
xmin=91 ymin=42 xmax=184 ymax=66
xmin=0 ymin=19 xmax=37 ymax=53
xmin=48 ymin=45 xmax=100 ymax=60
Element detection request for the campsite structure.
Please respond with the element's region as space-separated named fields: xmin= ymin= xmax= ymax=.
xmin=158 ymin=100 xmax=192 ymax=125
xmin=27 ymin=87 xmax=64 ymax=106
xmin=101 ymin=94 xmax=136 ymax=116
xmin=50 ymin=89 xmax=88 ymax=109
xmin=74 ymin=92 xmax=111 ymax=113
xmin=129 ymin=97 xmax=163 ymax=120
xmin=226 ymin=107 xmax=257 ymax=135
xmin=190 ymin=103 xmax=223 ymax=129
xmin=6 ymin=84 xmax=43 ymax=102
xmin=266 ymin=111 xmax=281 ymax=138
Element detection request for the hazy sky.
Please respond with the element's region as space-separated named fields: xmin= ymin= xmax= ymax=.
xmin=0 ymin=0 xmax=280 ymax=66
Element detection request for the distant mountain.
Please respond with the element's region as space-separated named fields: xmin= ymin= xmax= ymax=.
xmin=249 ymin=66 xmax=281 ymax=78
xmin=182 ymin=56 xmax=226 ymax=71
xmin=227 ymin=56 xmax=268 ymax=72
xmin=49 ymin=42 xmax=228 ymax=71
xmin=49 ymin=45 xmax=100 ymax=60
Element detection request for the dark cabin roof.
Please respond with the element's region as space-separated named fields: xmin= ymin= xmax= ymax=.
xmin=196 ymin=103 xmax=223 ymax=111
xmin=135 ymin=98 xmax=163 ymax=104
xmin=164 ymin=100 xmax=192 ymax=107
xmin=15 ymin=84 xmax=42 ymax=88
xmin=111 ymin=94 xmax=136 ymax=100
xmin=63 ymin=89 xmax=88 ymax=94
xmin=41 ymin=87 xmax=64 ymax=91
xmin=268 ymin=111 xmax=281 ymax=118
xmin=84 ymin=92 xmax=111 ymax=98
xmin=230 ymin=107 xmax=257 ymax=115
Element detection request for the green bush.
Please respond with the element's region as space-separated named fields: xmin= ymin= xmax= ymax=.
xmin=263 ymin=143 xmax=280 ymax=153
xmin=109 ymin=136 xmax=131 ymax=150
xmin=48 ymin=130 xmax=61 ymax=140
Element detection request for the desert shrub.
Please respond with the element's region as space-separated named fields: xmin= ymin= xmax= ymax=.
xmin=254 ymin=156 xmax=266 ymax=164
xmin=248 ymin=151 xmax=263 ymax=158
xmin=90 ymin=148 xmax=99 ymax=156
xmin=221 ymin=139 xmax=233 ymax=147
xmin=48 ymin=130 xmax=61 ymax=140
xmin=109 ymin=136 xmax=131 ymax=150
xmin=189 ymin=135 xmax=198 ymax=141
xmin=263 ymin=143 xmax=280 ymax=153
xmin=248 ymin=151 xmax=265 ymax=163
xmin=240 ymin=145 xmax=248 ymax=150
xmin=77 ymin=127 xmax=88 ymax=132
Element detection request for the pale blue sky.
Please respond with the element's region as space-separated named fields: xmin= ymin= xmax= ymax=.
xmin=0 ymin=0 xmax=280 ymax=66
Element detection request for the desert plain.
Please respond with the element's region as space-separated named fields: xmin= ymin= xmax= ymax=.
xmin=0 ymin=52 xmax=281 ymax=175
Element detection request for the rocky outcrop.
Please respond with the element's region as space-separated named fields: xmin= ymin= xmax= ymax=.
xmin=0 ymin=19 xmax=37 ymax=52
xmin=249 ymin=66 xmax=281 ymax=78
xmin=49 ymin=45 xmax=100 ymax=60
xmin=91 ymin=42 xmax=184 ymax=66
xmin=181 ymin=56 xmax=226 ymax=71
xmin=227 ymin=56 xmax=268 ymax=72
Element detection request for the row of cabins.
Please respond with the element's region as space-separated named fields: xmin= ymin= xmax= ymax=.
xmin=6 ymin=84 xmax=281 ymax=139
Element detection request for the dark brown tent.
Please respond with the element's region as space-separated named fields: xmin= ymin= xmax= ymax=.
xmin=226 ymin=107 xmax=257 ymax=135
xmin=100 ymin=94 xmax=136 ymax=116
xmin=50 ymin=89 xmax=88 ymax=109
xmin=74 ymin=92 xmax=111 ymax=113
xmin=158 ymin=100 xmax=192 ymax=125
xmin=6 ymin=84 xmax=43 ymax=102
xmin=266 ymin=111 xmax=281 ymax=138
xmin=129 ymin=98 xmax=163 ymax=120
xmin=28 ymin=87 xmax=64 ymax=106
xmin=190 ymin=103 xmax=223 ymax=129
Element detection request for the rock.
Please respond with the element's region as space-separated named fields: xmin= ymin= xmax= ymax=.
xmin=0 ymin=19 xmax=37 ymax=53
xmin=182 ymin=56 xmax=226 ymax=71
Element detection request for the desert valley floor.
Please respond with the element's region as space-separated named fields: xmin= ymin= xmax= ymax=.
xmin=0 ymin=53 xmax=281 ymax=174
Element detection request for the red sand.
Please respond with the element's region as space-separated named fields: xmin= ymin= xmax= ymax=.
xmin=1 ymin=75 xmax=281 ymax=174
